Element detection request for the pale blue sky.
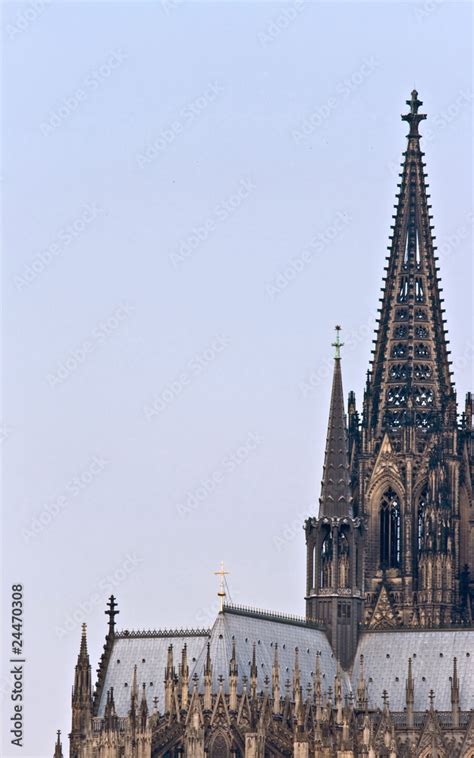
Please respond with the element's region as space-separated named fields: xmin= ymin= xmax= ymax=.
xmin=1 ymin=0 xmax=473 ymax=753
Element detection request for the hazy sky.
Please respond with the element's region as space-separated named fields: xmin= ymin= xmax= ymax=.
xmin=1 ymin=0 xmax=473 ymax=754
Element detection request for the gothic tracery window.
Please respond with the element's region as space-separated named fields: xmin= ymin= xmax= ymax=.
xmin=396 ymin=308 xmax=409 ymax=321
xmin=414 ymin=387 xmax=434 ymax=407
xmin=392 ymin=343 xmax=407 ymax=358
xmin=415 ymin=325 xmax=429 ymax=338
xmin=414 ymin=364 xmax=432 ymax=380
xmin=380 ymin=488 xmax=401 ymax=569
xmin=415 ymin=343 xmax=430 ymax=358
xmin=387 ymin=386 xmax=407 ymax=407
xmin=210 ymin=733 xmax=230 ymax=758
xmin=389 ymin=363 xmax=409 ymax=381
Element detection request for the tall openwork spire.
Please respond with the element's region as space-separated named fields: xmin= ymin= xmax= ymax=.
xmin=365 ymin=90 xmax=454 ymax=437
xmin=319 ymin=326 xmax=352 ymax=517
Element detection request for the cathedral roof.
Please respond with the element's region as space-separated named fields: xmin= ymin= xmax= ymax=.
xmin=96 ymin=629 xmax=209 ymax=717
xmin=93 ymin=601 xmax=474 ymax=719
xmin=352 ymin=628 xmax=474 ymax=711
xmin=95 ymin=604 xmax=345 ymax=717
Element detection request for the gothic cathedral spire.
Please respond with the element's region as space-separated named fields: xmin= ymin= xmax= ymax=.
xmin=70 ymin=623 xmax=93 ymax=755
xmin=305 ymin=329 xmax=364 ymax=667
xmin=365 ymin=90 xmax=454 ymax=440
xmin=319 ymin=326 xmax=353 ymax=518
xmin=346 ymin=90 xmax=473 ymax=628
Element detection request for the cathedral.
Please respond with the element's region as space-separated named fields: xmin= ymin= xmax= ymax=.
xmin=54 ymin=92 xmax=474 ymax=757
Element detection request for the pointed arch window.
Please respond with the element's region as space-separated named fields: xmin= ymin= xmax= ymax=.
xmin=210 ymin=733 xmax=230 ymax=758
xmin=397 ymin=278 xmax=409 ymax=302
xmin=415 ymin=278 xmax=425 ymax=302
xmin=418 ymin=489 xmax=428 ymax=553
xmin=338 ymin=529 xmax=350 ymax=589
xmin=380 ymin=488 xmax=401 ymax=569
xmin=320 ymin=529 xmax=333 ymax=589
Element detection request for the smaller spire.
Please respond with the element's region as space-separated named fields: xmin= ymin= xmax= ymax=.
xmin=203 ymin=642 xmax=212 ymax=711
xmin=229 ymin=639 xmax=238 ymax=677
xmin=180 ymin=644 xmax=189 ymax=710
xmin=314 ymin=651 xmax=322 ymax=708
xmin=229 ymin=640 xmax=238 ymax=712
xmin=130 ymin=665 xmax=139 ymax=726
xmin=451 ymin=657 xmax=460 ymax=727
xmin=250 ymin=642 xmax=258 ymax=700
xmin=357 ymin=654 xmax=368 ymax=710
xmin=319 ymin=327 xmax=352 ymax=518
xmin=53 ymin=730 xmax=63 ymax=758
xmin=272 ymin=644 xmax=281 ymax=716
xmin=406 ymin=657 xmax=414 ymax=729
xmin=140 ymin=683 xmax=148 ymax=730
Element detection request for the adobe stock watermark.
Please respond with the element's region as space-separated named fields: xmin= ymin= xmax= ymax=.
xmin=176 ymin=431 xmax=263 ymax=517
xmin=55 ymin=553 xmax=143 ymax=639
xmin=40 ymin=49 xmax=128 ymax=136
xmin=412 ymin=0 xmax=444 ymax=22
xmin=46 ymin=302 xmax=135 ymax=387
xmin=438 ymin=211 xmax=474 ymax=263
xmin=273 ymin=511 xmax=309 ymax=553
xmin=0 ymin=422 xmax=14 ymax=446
xmin=195 ymin=589 xmax=244 ymax=627
xmin=22 ymin=455 xmax=109 ymax=543
xmin=387 ymin=90 xmax=473 ymax=179
xmin=265 ymin=210 xmax=351 ymax=299
xmin=299 ymin=318 xmax=372 ymax=398
xmin=291 ymin=57 xmax=379 ymax=142
xmin=169 ymin=178 xmax=256 ymax=268
xmin=257 ymin=0 xmax=307 ymax=46
xmin=143 ymin=334 xmax=231 ymax=420
xmin=136 ymin=81 xmax=224 ymax=168
xmin=160 ymin=0 xmax=184 ymax=14
xmin=13 ymin=203 xmax=105 ymax=291
xmin=5 ymin=0 xmax=51 ymax=41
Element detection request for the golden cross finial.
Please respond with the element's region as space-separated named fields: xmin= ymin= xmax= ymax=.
xmin=332 ymin=325 xmax=344 ymax=359
xmin=214 ymin=560 xmax=229 ymax=612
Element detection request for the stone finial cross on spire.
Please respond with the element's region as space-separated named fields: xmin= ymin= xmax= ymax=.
xmin=105 ymin=595 xmax=119 ymax=635
xmin=401 ymin=89 xmax=427 ymax=138
xmin=332 ymin=325 xmax=344 ymax=360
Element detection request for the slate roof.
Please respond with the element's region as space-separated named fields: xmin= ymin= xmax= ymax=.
xmin=96 ymin=631 xmax=209 ymax=717
xmin=351 ymin=629 xmax=474 ymax=711
xmin=95 ymin=605 xmax=474 ymax=718
xmin=96 ymin=605 xmax=343 ymax=717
